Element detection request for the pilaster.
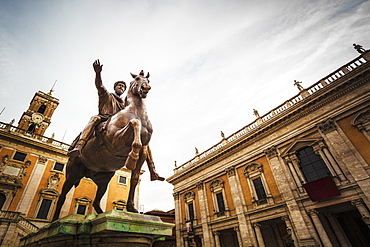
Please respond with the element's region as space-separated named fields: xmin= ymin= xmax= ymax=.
xmin=225 ymin=166 xmax=253 ymax=247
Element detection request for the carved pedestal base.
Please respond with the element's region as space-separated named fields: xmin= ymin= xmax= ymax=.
xmin=20 ymin=210 xmax=174 ymax=247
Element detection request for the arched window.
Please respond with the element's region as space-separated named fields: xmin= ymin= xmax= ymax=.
xmin=37 ymin=105 xmax=46 ymax=114
xmin=27 ymin=123 xmax=36 ymax=133
xmin=0 ymin=193 xmax=6 ymax=210
xmin=297 ymin=147 xmax=331 ymax=182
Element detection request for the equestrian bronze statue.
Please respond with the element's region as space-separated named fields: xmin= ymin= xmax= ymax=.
xmin=52 ymin=60 xmax=164 ymax=221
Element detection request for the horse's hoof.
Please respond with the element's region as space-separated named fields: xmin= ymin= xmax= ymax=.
xmin=126 ymin=204 xmax=139 ymax=213
xmin=150 ymin=173 xmax=165 ymax=181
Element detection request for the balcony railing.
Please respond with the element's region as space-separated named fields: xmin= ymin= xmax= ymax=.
xmin=0 ymin=210 xmax=39 ymax=234
xmin=174 ymin=52 xmax=369 ymax=175
xmin=0 ymin=122 xmax=70 ymax=151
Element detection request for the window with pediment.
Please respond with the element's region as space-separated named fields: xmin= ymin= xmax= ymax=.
xmin=74 ymin=196 xmax=92 ymax=215
xmin=0 ymin=154 xmax=31 ymax=208
xmin=281 ymin=138 xmax=346 ymax=193
xmin=243 ymin=163 xmax=273 ymax=206
xmin=34 ymin=188 xmax=59 ymax=220
xmin=209 ymin=179 xmax=229 ymax=217
xmin=113 ymin=200 xmax=127 ymax=211
xmin=297 ymin=146 xmax=331 ymax=182
xmin=352 ymin=108 xmax=370 ymax=142
xmin=183 ymin=191 xmax=196 ymax=223
xmin=34 ymin=173 xmax=61 ymax=220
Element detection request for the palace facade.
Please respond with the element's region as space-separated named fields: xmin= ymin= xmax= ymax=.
xmin=0 ymin=90 xmax=137 ymax=246
xmin=167 ymin=50 xmax=370 ymax=246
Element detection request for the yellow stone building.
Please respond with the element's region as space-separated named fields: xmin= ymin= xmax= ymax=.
xmin=0 ymin=90 xmax=136 ymax=246
xmin=168 ymin=50 xmax=370 ymax=246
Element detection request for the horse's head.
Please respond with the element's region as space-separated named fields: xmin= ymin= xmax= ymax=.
xmin=129 ymin=70 xmax=151 ymax=98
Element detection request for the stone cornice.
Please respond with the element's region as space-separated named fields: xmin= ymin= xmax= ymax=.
xmin=167 ymin=57 xmax=370 ymax=185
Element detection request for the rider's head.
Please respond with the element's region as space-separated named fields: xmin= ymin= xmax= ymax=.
xmin=114 ymin=81 xmax=126 ymax=96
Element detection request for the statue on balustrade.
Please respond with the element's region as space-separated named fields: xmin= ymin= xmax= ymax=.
xmin=353 ymin=43 xmax=366 ymax=54
xmin=53 ymin=60 xmax=164 ymax=221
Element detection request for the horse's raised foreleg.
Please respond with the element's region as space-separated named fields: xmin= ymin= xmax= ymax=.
xmin=91 ymin=171 xmax=115 ymax=214
xmin=124 ymin=119 xmax=142 ymax=170
xmin=52 ymin=159 xmax=85 ymax=221
xmin=126 ymin=150 xmax=146 ymax=213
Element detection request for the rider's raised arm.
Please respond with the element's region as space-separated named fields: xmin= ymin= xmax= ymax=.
xmin=93 ymin=59 xmax=107 ymax=94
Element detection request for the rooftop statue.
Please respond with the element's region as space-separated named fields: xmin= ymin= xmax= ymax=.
xmin=353 ymin=43 xmax=366 ymax=54
xmin=53 ymin=60 xmax=164 ymax=220
xmin=294 ymin=80 xmax=304 ymax=91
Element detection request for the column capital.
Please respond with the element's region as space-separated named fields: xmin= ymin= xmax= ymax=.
xmin=264 ymin=146 xmax=278 ymax=159
xmin=351 ymin=199 xmax=364 ymax=207
xmin=196 ymin=181 xmax=204 ymax=190
xmin=281 ymin=215 xmax=290 ymax=222
xmin=173 ymin=192 xmax=180 ymax=200
xmin=317 ymin=118 xmax=337 ymax=134
xmin=307 ymin=209 xmax=319 ymax=216
xmin=252 ymin=222 xmax=261 ymax=228
xmin=225 ymin=166 xmax=236 ymax=177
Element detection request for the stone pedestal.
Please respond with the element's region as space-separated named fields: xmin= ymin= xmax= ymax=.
xmin=20 ymin=210 xmax=174 ymax=247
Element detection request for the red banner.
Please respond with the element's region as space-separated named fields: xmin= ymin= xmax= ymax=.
xmin=303 ymin=176 xmax=340 ymax=202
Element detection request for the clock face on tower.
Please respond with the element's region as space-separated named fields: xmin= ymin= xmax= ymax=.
xmin=32 ymin=112 xmax=44 ymax=124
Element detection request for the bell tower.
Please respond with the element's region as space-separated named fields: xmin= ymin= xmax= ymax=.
xmin=17 ymin=91 xmax=59 ymax=136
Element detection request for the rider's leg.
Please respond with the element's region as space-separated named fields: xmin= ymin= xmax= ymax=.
xmin=145 ymin=146 xmax=165 ymax=181
xmin=69 ymin=115 xmax=101 ymax=159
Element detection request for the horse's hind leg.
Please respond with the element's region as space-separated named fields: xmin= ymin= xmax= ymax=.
xmin=124 ymin=119 xmax=142 ymax=170
xmin=127 ymin=151 xmax=146 ymax=213
xmin=52 ymin=159 xmax=85 ymax=221
xmin=91 ymin=171 xmax=115 ymax=214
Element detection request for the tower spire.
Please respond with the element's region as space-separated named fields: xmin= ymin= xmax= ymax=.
xmin=48 ymin=80 xmax=57 ymax=95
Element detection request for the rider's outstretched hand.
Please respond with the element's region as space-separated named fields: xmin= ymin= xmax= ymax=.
xmin=93 ymin=59 xmax=103 ymax=73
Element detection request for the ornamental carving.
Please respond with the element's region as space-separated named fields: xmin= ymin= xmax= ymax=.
xmin=225 ymin=166 xmax=236 ymax=177
xmin=209 ymin=179 xmax=224 ymax=192
xmin=47 ymin=173 xmax=61 ymax=189
xmin=173 ymin=192 xmax=180 ymax=200
xmin=243 ymin=163 xmax=263 ymax=178
xmin=264 ymin=146 xmax=278 ymax=159
xmin=196 ymin=181 xmax=204 ymax=190
xmin=38 ymin=156 xmax=48 ymax=164
xmin=352 ymin=108 xmax=370 ymax=127
xmin=183 ymin=191 xmax=195 ymax=202
xmin=317 ymin=118 xmax=336 ymax=134
xmin=0 ymin=155 xmax=30 ymax=188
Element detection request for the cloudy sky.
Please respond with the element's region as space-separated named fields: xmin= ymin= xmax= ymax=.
xmin=1 ymin=0 xmax=369 ymax=212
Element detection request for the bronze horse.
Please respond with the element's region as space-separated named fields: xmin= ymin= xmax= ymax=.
xmin=52 ymin=70 xmax=155 ymax=220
